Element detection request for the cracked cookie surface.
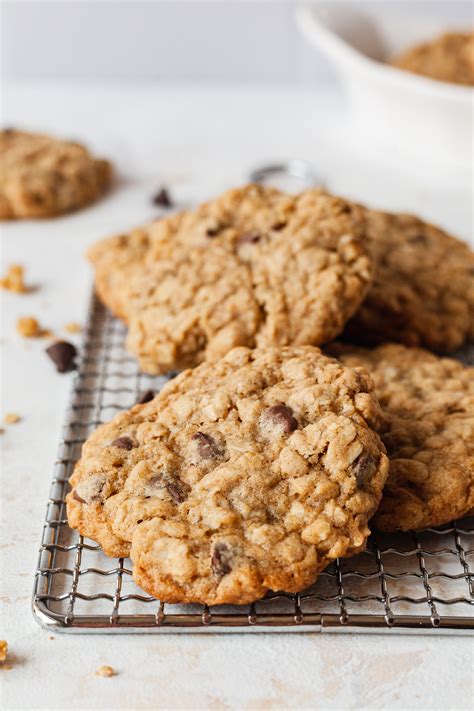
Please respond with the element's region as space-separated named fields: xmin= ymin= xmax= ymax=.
xmin=0 ymin=129 xmax=112 ymax=219
xmin=329 ymin=343 xmax=474 ymax=531
xmin=88 ymin=184 xmax=373 ymax=374
xmin=390 ymin=31 xmax=474 ymax=86
xmin=67 ymin=346 xmax=388 ymax=605
xmin=343 ymin=209 xmax=474 ymax=352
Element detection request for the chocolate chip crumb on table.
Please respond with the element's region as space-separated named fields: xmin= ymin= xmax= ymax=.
xmin=45 ymin=340 xmax=77 ymax=372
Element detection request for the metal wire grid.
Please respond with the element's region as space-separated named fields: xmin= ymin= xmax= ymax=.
xmin=32 ymin=295 xmax=474 ymax=634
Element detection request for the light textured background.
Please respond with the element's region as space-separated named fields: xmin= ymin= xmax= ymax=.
xmin=1 ymin=0 xmax=472 ymax=83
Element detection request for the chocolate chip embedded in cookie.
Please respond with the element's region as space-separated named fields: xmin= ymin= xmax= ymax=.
xmin=88 ymin=184 xmax=373 ymax=374
xmin=0 ymin=129 xmax=112 ymax=219
xmin=343 ymin=210 xmax=474 ymax=352
xmin=328 ymin=343 xmax=474 ymax=532
xmin=67 ymin=346 xmax=388 ymax=605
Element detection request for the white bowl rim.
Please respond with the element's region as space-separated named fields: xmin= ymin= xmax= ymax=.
xmin=296 ymin=4 xmax=474 ymax=104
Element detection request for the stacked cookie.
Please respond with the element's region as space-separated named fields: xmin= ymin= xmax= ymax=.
xmin=67 ymin=184 xmax=474 ymax=605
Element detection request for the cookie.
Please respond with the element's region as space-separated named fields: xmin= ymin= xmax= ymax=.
xmin=328 ymin=343 xmax=474 ymax=532
xmin=343 ymin=209 xmax=474 ymax=352
xmin=0 ymin=129 xmax=112 ymax=219
xmin=390 ymin=31 xmax=474 ymax=86
xmin=67 ymin=346 xmax=388 ymax=605
xmin=88 ymin=184 xmax=373 ymax=374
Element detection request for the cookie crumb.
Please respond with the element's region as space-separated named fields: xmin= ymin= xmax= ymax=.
xmin=48 ymin=635 xmax=55 ymax=640
xmin=4 ymin=413 xmax=21 ymax=425
xmin=16 ymin=316 xmax=51 ymax=338
xmin=0 ymin=264 xmax=28 ymax=293
xmin=0 ymin=640 xmax=8 ymax=663
xmin=64 ymin=322 xmax=82 ymax=334
xmin=95 ymin=665 xmax=115 ymax=677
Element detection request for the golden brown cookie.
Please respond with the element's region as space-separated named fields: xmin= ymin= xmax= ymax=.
xmin=328 ymin=343 xmax=474 ymax=532
xmin=67 ymin=346 xmax=388 ymax=605
xmin=390 ymin=31 xmax=474 ymax=86
xmin=88 ymin=184 xmax=373 ymax=374
xmin=0 ymin=129 xmax=112 ymax=219
xmin=343 ymin=209 xmax=474 ymax=352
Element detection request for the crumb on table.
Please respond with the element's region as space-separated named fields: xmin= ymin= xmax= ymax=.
xmin=0 ymin=264 xmax=28 ymax=293
xmin=64 ymin=322 xmax=82 ymax=334
xmin=4 ymin=413 xmax=21 ymax=425
xmin=16 ymin=316 xmax=52 ymax=338
xmin=95 ymin=665 xmax=115 ymax=677
xmin=0 ymin=640 xmax=8 ymax=663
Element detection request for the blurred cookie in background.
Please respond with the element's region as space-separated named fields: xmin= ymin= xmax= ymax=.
xmin=390 ymin=30 xmax=474 ymax=86
xmin=0 ymin=129 xmax=112 ymax=219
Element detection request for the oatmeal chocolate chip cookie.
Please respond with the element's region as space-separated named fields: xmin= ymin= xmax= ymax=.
xmin=0 ymin=129 xmax=112 ymax=219
xmin=329 ymin=343 xmax=474 ymax=532
xmin=88 ymin=184 xmax=373 ymax=374
xmin=67 ymin=346 xmax=388 ymax=605
xmin=390 ymin=31 xmax=474 ymax=86
xmin=343 ymin=209 xmax=474 ymax=352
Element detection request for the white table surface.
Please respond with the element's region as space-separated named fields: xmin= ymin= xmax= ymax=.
xmin=1 ymin=82 xmax=473 ymax=711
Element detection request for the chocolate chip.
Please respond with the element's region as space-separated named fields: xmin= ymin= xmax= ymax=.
xmin=206 ymin=222 xmax=225 ymax=238
xmin=272 ymin=220 xmax=287 ymax=231
xmin=72 ymin=490 xmax=86 ymax=504
xmin=211 ymin=542 xmax=233 ymax=578
xmin=352 ymin=453 xmax=377 ymax=489
xmin=152 ymin=187 xmax=173 ymax=208
xmin=192 ymin=432 xmax=222 ymax=460
xmin=111 ymin=436 xmax=135 ymax=450
xmin=237 ymin=230 xmax=261 ymax=245
xmin=408 ymin=234 xmax=427 ymax=244
xmin=262 ymin=405 xmax=298 ymax=434
xmin=146 ymin=473 xmax=189 ymax=504
xmin=136 ymin=390 xmax=155 ymax=404
xmin=166 ymin=479 xmax=188 ymax=504
xmin=46 ymin=341 xmax=77 ymax=373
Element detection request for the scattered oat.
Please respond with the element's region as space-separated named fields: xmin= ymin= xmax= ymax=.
xmin=4 ymin=413 xmax=21 ymax=425
xmin=95 ymin=665 xmax=115 ymax=677
xmin=16 ymin=316 xmax=51 ymax=338
xmin=48 ymin=635 xmax=55 ymax=641
xmin=0 ymin=264 xmax=28 ymax=293
xmin=64 ymin=322 xmax=82 ymax=334
xmin=0 ymin=640 xmax=8 ymax=663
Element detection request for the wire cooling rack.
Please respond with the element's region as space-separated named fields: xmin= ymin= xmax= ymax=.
xmin=32 ymin=294 xmax=474 ymax=634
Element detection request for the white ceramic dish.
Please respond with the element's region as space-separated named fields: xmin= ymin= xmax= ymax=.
xmin=296 ymin=3 xmax=473 ymax=173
